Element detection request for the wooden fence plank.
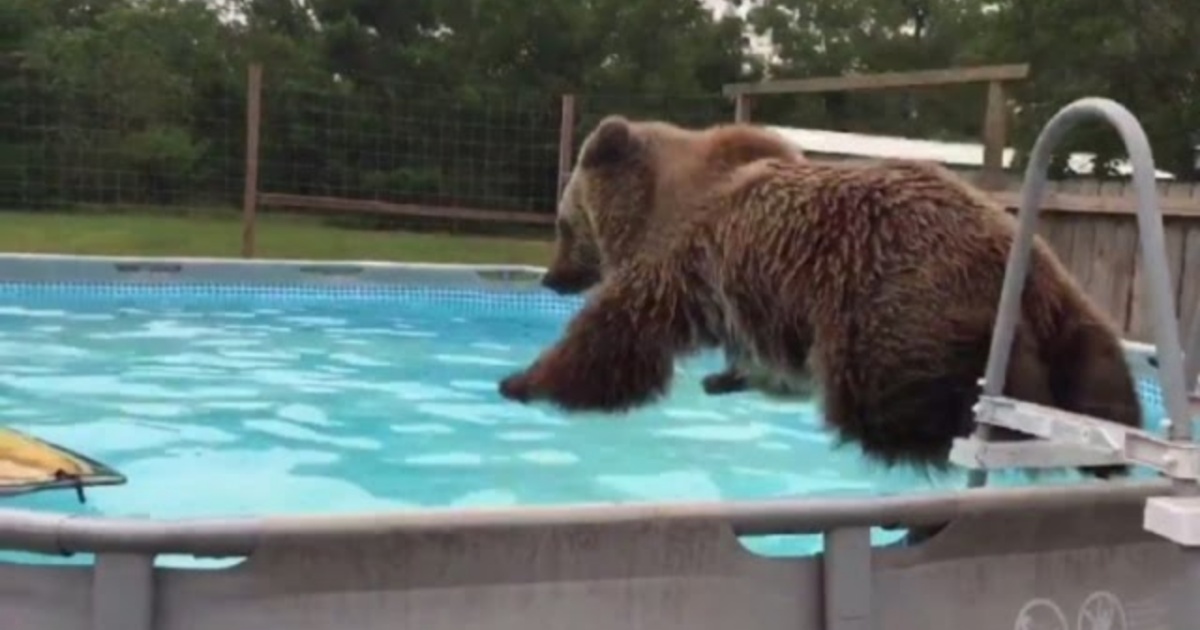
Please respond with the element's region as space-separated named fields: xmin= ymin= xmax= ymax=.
xmin=1102 ymin=181 xmax=1140 ymax=332
xmin=1178 ymin=183 xmax=1200 ymax=346
xmin=257 ymin=193 xmax=555 ymax=226
xmin=1127 ymin=180 xmax=1189 ymax=340
xmin=1035 ymin=214 xmax=1074 ymax=261
xmin=989 ymin=188 xmax=1200 ymax=217
xmin=1073 ymin=184 xmax=1126 ymax=324
xmin=1055 ymin=182 xmax=1096 ymax=299
xmin=1128 ymin=217 xmax=1186 ymax=341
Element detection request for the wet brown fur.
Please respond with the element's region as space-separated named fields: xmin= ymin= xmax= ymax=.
xmin=500 ymin=117 xmax=1143 ymax=478
xmin=541 ymin=116 xmax=813 ymax=396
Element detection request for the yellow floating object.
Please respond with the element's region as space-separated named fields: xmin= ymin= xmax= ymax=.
xmin=0 ymin=427 xmax=125 ymax=500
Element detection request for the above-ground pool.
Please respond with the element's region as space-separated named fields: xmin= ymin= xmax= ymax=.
xmin=0 ymin=256 xmax=1155 ymax=568
xmin=0 ymin=101 xmax=1189 ymax=630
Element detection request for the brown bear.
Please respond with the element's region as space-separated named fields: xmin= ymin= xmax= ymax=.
xmin=499 ymin=115 xmax=1143 ymax=478
xmin=539 ymin=117 xmax=812 ymax=398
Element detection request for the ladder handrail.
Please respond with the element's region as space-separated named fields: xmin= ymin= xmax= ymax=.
xmin=967 ymin=97 xmax=1191 ymax=488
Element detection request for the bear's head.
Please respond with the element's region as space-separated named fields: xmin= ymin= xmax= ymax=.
xmin=540 ymin=116 xmax=802 ymax=295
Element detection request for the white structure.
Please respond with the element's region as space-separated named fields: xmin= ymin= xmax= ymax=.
xmin=767 ymin=125 xmax=1178 ymax=180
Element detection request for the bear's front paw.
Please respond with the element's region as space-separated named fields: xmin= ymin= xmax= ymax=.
xmin=701 ymin=370 xmax=748 ymax=395
xmin=498 ymin=371 xmax=537 ymax=403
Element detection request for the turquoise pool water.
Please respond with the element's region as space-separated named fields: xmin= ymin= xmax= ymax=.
xmin=0 ymin=283 xmax=1119 ymax=566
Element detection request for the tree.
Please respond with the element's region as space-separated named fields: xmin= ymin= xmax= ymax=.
xmin=978 ymin=0 xmax=1200 ymax=178
xmin=745 ymin=0 xmax=993 ymax=139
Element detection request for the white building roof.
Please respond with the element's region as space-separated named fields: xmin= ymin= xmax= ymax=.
xmin=766 ymin=125 xmax=1176 ymax=180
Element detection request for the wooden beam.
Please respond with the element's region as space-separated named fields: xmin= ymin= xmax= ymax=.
xmin=722 ymin=64 xmax=1030 ymax=97
xmin=257 ymin=193 xmax=556 ymax=226
xmin=990 ymin=190 xmax=1200 ymax=218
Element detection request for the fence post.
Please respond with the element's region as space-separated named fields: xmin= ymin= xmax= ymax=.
xmin=557 ymin=94 xmax=577 ymax=202
xmin=242 ymin=63 xmax=263 ymax=258
xmin=979 ymin=80 xmax=1009 ymax=190
xmin=734 ymin=94 xmax=752 ymax=123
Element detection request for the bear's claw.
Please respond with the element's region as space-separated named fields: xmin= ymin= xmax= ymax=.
xmin=498 ymin=372 xmax=534 ymax=403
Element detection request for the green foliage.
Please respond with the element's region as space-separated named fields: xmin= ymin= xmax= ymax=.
xmin=976 ymin=0 xmax=1200 ymax=176
xmin=118 ymin=125 xmax=210 ymax=203
xmin=1 ymin=0 xmax=1198 ymax=218
xmin=747 ymin=0 xmax=1200 ymax=177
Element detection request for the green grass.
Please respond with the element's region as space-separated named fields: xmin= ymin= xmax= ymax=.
xmin=0 ymin=211 xmax=554 ymax=265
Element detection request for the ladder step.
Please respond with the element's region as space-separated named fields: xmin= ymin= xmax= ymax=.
xmin=949 ymin=436 xmax=1126 ymax=470
xmin=965 ymin=395 xmax=1200 ymax=479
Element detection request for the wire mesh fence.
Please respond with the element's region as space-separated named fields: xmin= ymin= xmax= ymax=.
xmin=0 ymin=76 xmax=245 ymax=212
xmin=0 ymin=65 xmax=749 ymax=226
xmin=9 ymin=61 xmax=1195 ymax=241
xmin=257 ymin=79 xmax=564 ymax=215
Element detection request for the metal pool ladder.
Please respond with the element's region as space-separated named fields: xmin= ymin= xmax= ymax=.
xmin=946 ymin=97 xmax=1200 ymax=626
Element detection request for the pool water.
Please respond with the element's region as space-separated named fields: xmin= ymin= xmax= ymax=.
xmin=0 ymin=284 xmax=1092 ymax=564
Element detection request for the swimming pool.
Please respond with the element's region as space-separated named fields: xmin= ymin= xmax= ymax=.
xmin=0 ymin=255 xmax=1155 ymax=568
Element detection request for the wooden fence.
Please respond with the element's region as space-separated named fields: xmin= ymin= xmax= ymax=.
xmin=806 ymin=163 xmax=1200 ymax=343
xmin=1023 ymin=181 xmax=1200 ymax=344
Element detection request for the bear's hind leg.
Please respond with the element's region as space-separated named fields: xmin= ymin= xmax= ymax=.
xmin=831 ymin=371 xmax=980 ymax=472
xmin=979 ymin=326 xmax=1129 ymax=480
xmin=1046 ymin=317 xmax=1140 ymax=479
xmin=990 ymin=330 xmax=1070 ymax=480
xmin=816 ymin=326 xmax=998 ymax=473
xmin=989 ymin=326 xmax=1055 ymax=444
xmin=812 ymin=335 xmax=977 ymax=472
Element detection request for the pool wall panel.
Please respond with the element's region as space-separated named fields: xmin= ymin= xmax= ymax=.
xmin=0 ymin=497 xmax=1179 ymax=630
xmin=0 ymin=563 xmax=91 ymax=630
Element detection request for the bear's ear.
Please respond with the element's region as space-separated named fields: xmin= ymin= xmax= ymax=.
xmin=580 ymin=116 xmax=635 ymax=169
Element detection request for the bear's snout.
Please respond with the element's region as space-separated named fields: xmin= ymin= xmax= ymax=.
xmin=540 ymin=267 xmax=600 ymax=295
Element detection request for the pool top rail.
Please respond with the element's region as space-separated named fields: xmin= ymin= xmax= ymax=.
xmin=0 ymin=479 xmax=1170 ymax=557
